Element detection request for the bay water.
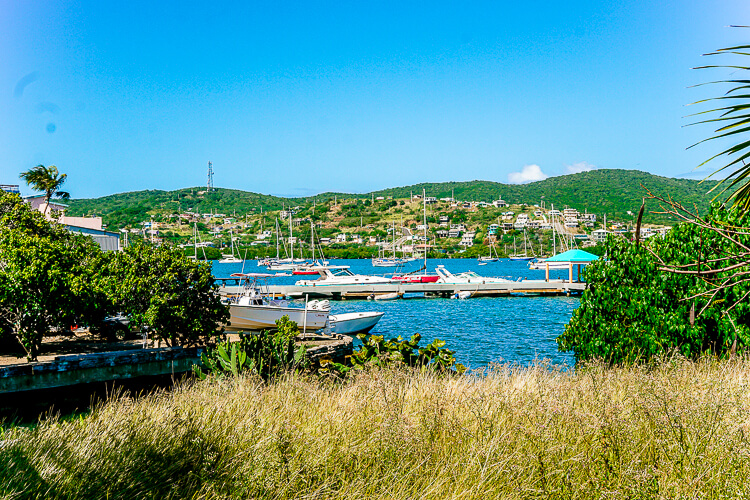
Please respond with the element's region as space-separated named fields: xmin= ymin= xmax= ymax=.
xmin=212 ymin=258 xmax=579 ymax=369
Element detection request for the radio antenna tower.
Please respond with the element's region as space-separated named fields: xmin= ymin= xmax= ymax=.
xmin=207 ymin=161 xmax=214 ymax=191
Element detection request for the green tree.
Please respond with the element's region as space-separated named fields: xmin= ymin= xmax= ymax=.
xmin=102 ymin=244 xmax=229 ymax=347
xmin=0 ymin=191 xmax=106 ymax=360
xmin=558 ymin=205 xmax=750 ymax=364
xmin=19 ymin=165 xmax=70 ymax=215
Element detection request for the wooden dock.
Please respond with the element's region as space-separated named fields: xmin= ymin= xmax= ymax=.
xmin=219 ymin=279 xmax=586 ymax=300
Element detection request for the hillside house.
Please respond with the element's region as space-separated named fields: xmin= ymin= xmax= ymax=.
xmin=591 ymin=229 xmax=609 ymax=243
xmin=563 ymin=208 xmax=579 ymax=219
xmin=460 ymin=232 xmax=476 ymax=247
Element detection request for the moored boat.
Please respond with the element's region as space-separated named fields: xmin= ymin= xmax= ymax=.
xmin=434 ymin=265 xmax=514 ymax=284
xmin=329 ymin=311 xmax=384 ymax=334
xmin=224 ymin=273 xmax=329 ymax=332
xmin=295 ymin=266 xmax=395 ymax=286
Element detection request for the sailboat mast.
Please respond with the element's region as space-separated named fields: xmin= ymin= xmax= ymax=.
xmin=289 ymin=214 xmax=294 ymax=260
xmin=392 ymin=222 xmax=396 ymax=259
xmin=552 ymin=204 xmax=556 ymax=255
xmin=524 ymin=228 xmax=527 ymax=256
xmin=423 ymin=188 xmax=427 ymax=268
xmin=275 ymin=218 xmax=280 ymax=260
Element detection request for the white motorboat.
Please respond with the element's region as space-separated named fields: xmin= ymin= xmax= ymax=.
xmin=372 ymin=257 xmax=408 ymax=267
xmin=528 ymin=258 xmax=569 ymax=270
xmin=267 ymin=259 xmax=302 ymax=271
xmin=224 ymin=273 xmax=329 ymax=332
xmin=295 ymin=266 xmax=395 ymax=286
xmin=368 ymin=292 xmax=399 ymax=301
xmin=329 ymin=311 xmax=384 ymax=335
xmin=434 ymin=265 xmax=514 ymax=284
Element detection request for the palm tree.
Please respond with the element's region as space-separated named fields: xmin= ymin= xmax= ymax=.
xmin=19 ymin=164 xmax=70 ymax=215
xmin=690 ymin=29 xmax=750 ymax=210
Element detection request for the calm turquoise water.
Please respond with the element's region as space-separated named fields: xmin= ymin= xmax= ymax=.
xmin=212 ymin=258 xmax=579 ymax=369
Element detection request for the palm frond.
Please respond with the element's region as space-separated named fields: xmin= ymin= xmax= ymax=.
xmin=692 ymin=33 xmax=750 ymax=210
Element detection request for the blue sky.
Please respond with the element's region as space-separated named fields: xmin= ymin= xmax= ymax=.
xmin=1 ymin=1 xmax=749 ymax=198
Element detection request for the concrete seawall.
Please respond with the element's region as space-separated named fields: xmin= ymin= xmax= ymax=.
xmin=0 ymin=335 xmax=354 ymax=395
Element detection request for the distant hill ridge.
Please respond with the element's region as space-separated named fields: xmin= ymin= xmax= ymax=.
xmin=66 ymin=169 xmax=717 ymax=226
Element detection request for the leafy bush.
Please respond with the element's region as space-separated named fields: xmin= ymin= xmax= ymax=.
xmin=194 ymin=316 xmax=307 ymax=380
xmin=558 ymin=205 xmax=750 ymax=364
xmin=321 ymin=333 xmax=466 ymax=377
xmin=0 ymin=192 xmax=109 ymax=360
xmin=100 ymin=244 xmax=229 ymax=347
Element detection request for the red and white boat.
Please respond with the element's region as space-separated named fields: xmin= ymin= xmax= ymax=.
xmin=391 ymin=273 xmax=439 ymax=283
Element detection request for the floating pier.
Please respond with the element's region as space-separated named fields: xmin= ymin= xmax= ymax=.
xmin=218 ymin=279 xmax=586 ymax=300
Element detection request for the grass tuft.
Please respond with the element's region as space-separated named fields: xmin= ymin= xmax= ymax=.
xmin=3 ymin=356 xmax=750 ymax=498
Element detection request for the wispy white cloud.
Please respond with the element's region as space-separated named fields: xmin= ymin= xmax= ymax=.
xmin=508 ymin=164 xmax=549 ymax=184
xmin=565 ymin=161 xmax=596 ymax=174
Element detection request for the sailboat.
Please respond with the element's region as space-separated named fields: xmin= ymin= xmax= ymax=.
xmin=372 ymin=222 xmax=408 ymax=267
xmin=478 ymin=239 xmax=499 ymax=263
xmin=218 ymin=229 xmax=243 ymax=264
xmin=509 ymin=228 xmax=535 ymax=261
xmin=292 ymin=221 xmax=332 ymax=275
xmin=392 ymin=188 xmax=440 ymax=283
xmin=267 ymin=217 xmax=307 ymax=270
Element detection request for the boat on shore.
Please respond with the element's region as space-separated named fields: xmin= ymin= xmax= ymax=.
xmin=224 ymin=273 xmax=329 ymax=332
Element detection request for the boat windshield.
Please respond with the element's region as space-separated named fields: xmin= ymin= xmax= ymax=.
xmin=330 ymin=268 xmax=355 ymax=277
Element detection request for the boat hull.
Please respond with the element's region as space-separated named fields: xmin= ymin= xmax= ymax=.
xmin=392 ymin=275 xmax=440 ymax=283
xmin=329 ymin=311 xmax=384 ymax=335
xmin=227 ymin=304 xmax=328 ymax=332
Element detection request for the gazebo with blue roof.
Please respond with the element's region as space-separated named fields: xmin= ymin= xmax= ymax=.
xmin=542 ymin=249 xmax=599 ymax=283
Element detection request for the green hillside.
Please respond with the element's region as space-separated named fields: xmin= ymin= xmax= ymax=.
xmin=336 ymin=169 xmax=719 ymax=220
xmin=65 ymin=187 xmax=299 ymax=229
xmin=65 ymin=169 xmax=718 ymax=228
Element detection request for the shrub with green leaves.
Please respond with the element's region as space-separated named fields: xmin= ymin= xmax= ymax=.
xmin=99 ymin=243 xmax=229 ymax=347
xmin=321 ymin=333 xmax=466 ymax=377
xmin=194 ymin=316 xmax=308 ymax=380
xmin=558 ymin=204 xmax=750 ymax=364
xmin=0 ymin=192 xmax=108 ymax=360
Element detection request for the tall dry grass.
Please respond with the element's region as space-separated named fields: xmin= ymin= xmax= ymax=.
xmin=2 ymin=356 xmax=750 ymax=499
